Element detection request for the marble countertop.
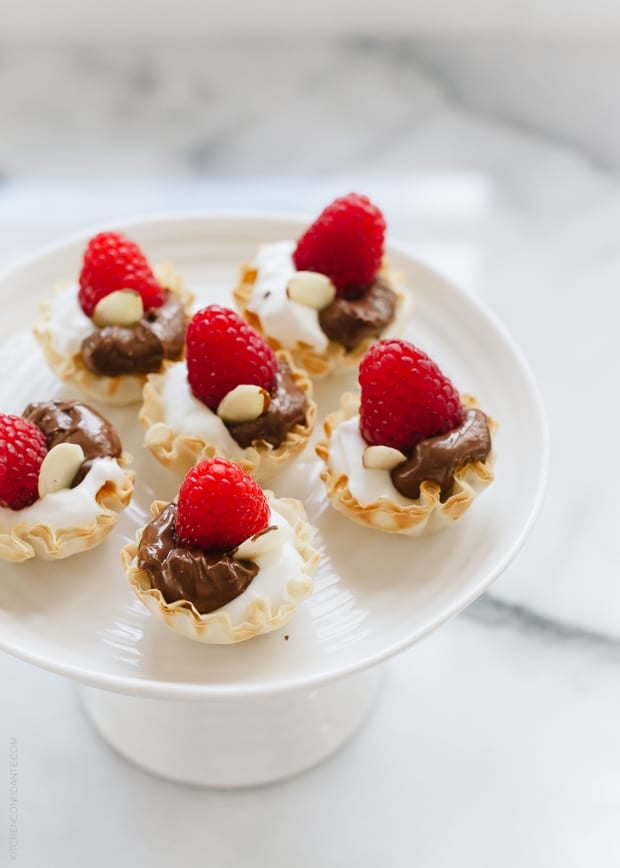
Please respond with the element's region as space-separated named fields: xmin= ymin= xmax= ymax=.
xmin=0 ymin=39 xmax=618 ymax=867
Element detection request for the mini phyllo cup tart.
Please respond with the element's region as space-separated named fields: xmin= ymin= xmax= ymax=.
xmin=122 ymin=458 xmax=319 ymax=644
xmin=139 ymin=305 xmax=316 ymax=482
xmin=0 ymin=401 xmax=134 ymax=561
xmin=233 ymin=194 xmax=412 ymax=378
xmin=34 ymin=231 xmax=194 ymax=406
xmin=315 ymin=341 xmax=496 ymax=537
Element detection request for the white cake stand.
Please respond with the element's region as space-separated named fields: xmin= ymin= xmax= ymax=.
xmin=0 ymin=214 xmax=548 ymax=787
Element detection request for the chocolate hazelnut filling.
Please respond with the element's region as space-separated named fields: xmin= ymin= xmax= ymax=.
xmin=23 ymin=400 xmax=122 ymax=488
xmin=137 ymin=502 xmax=258 ymax=614
xmin=390 ymin=408 xmax=491 ymax=501
xmin=318 ymin=277 xmax=397 ymax=352
xmin=226 ymin=359 xmax=308 ymax=449
xmin=80 ymin=290 xmax=188 ymax=377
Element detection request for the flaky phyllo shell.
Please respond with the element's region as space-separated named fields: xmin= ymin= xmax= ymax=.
xmin=315 ymin=393 xmax=496 ymax=536
xmin=139 ymin=350 xmax=317 ymax=483
xmin=122 ymin=495 xmax=319 ymax=644
xmin=0 ymin=455 xmax=135 ymax=562
xmin=33 ymin=263 xmax=194 ymax=406
xmin=233 ymin=262 xmax=412 ymax=378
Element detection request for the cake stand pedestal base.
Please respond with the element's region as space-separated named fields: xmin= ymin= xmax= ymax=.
xmin=79 ymin=666 xmax=382 ymax=787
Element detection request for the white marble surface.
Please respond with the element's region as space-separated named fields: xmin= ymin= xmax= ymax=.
xmin=0 ymin=40 xmax=618 ymax=866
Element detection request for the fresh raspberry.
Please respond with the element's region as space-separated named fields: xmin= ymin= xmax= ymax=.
xmin=186 ymin=305 xmax=278 ymax=410
xmin=78 ymin=231 xmax=165 ymax=318
xmin=175 ymin=457 xmax=270 ymax=551
xmin=293 ymin=193 xmax=386 ymax=298
xmin=359 ymin=339 xmax=464 ymax=452
xmin=0 ymin=415 xmax=48 ymax=510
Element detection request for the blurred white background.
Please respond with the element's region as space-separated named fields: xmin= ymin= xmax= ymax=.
xmin=4 ymin=0 xmax=620 ymax=35
xmin=4 ymin=1 xmax=620 ymax=166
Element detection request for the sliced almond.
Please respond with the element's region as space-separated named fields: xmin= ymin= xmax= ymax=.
xmin=92 ymin=289 xmax=144 ymax=327
xmin=362 ymin=444 xmax=407 ymax=471
xmin=233 ymin=526 xmax=286 ymax=561
xmin=216 ymin=384 xmax=270 ymax=424
xmin=286 ymin=271 xmax=336 ymax=311
xmin=38 ymin=443 xmax=85 ymax=498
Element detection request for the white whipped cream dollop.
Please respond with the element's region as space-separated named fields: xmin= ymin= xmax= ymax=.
xmin=43 ymin=286 xmax=95 ymax=357
xmin=158 ymin=362 xmax=248 ymax=460
xmin=328 ymin=415 xmax=412 ymax=507
xmin=0 ymin=457 xmax=126 ymax=532
xmin=247 ymin=241 xmax=329 ymax=353
xmin=218 ymin=501 xmax=306 ymax=621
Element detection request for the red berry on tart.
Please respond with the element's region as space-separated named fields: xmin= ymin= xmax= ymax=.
xmin=293 ymin=193 xmax=386 ymax=299
xmin=185 ymin=305 xmax=278 ymax=410
xmin=359 ymin=339 xmax=465 ymax=452
xmin=0 ymin=415 xmax=48 ymax=510
xmin=78 ymin=231 xmax=166 ymax=317
xmin=175 ymin=457 xmax=270 ymax=551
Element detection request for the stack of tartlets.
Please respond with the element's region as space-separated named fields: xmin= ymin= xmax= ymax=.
xmin=2 ymin=193 xmax=496 ymax=645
